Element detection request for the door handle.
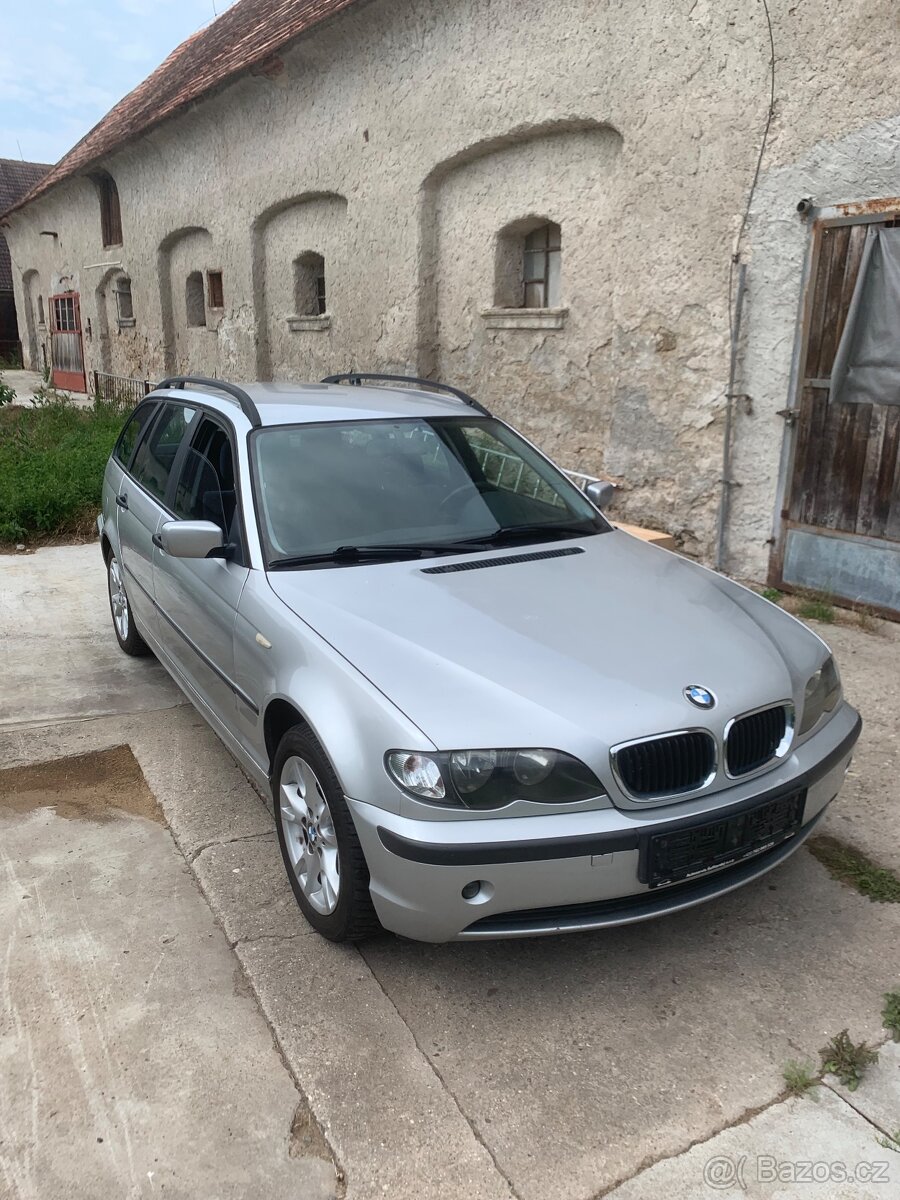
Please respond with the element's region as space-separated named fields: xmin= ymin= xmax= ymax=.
xmin=116 ymin=492 xmax=129 ymax=510
xmin=152 ymin=533 xmax=164 ymax=550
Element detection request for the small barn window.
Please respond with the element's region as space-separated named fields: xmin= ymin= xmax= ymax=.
xmin=37 ymin=295 xmax=45 ymax=326
xmin=207 ymin=270 xmax=224 ymax=310
xmin=186 ymin=272 xmax=206 ymax=327
xmin=94 ymin=172 xmax=123 ymax=247
xmin=523 ymin=223 xmax=561 ymax=308
xmin=114 ymin=277 xmax=134 ymax=325
xmin=494 ymin=219 xmax=563 ymax=312
xmin=294 ymin=253 xmax=327 ymax=316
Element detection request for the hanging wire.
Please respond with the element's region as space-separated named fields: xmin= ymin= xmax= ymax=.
xmin=728 ymin=0 xmax=776 ymax=345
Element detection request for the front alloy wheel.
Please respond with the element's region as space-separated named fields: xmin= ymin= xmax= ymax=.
xmin=279 ymin=756 xmax=341 ymax=915
xmin=273 ymin=726 xmax=380 ymax=941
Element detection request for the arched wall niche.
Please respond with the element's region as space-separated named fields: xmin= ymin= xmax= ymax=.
xmin=157 ymin=225 xmax=213 ymax=374
xmin=250 ymin=192 xmax=348 ymax=380
xmin=415 ymin=119 xmax=623 ymax=378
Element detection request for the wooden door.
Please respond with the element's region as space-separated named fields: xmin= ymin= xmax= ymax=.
xmin=772 ymin=216 xmax=900 ymax=617
xmin=50 ymin=292 xmax=86 ymax=393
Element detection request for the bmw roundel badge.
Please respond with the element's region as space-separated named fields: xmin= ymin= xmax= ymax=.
xmin=684 ymin=684 xmax=716 ymax=709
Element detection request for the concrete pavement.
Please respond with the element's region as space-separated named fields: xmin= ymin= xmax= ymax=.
xmin=0 ymin=369 xmax=87 ymax=408
xmin=0 ymin=747 xmax=335 ymax=1200
xmin=1 ymin=543 xmax=898 ymax=1199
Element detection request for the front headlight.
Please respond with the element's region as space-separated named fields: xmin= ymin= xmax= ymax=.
xmin=385 ymin=748 xmax=606 ymax=809
xmin=799 ymin=656 xmax=842 ymax=734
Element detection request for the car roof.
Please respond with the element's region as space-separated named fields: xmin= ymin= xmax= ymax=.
xmin=149 ymin=381 xmax=483 ymax=427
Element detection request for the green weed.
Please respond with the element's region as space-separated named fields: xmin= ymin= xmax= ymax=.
xmin=0 ymin=371 xmax=15 ymax=407
xmin=820 ymin=1030 xmax=878 ymax=1092
xmin=797 ymin=594 xmax=836 ymax=623
xmin=882 ymin=990 xmax=900 ymax=1042
xmin=782 ymin=1060 xmax=818 ymax=1098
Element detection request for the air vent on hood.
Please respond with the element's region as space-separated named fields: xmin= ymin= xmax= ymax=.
xmin=421 ymin=546 xmax=585 ymax=574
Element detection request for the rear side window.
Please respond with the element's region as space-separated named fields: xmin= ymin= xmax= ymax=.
xmin=131 ymin=403 xmax=197 ymax=504
xmin=113 ymin=402 xmax=157 ymax=469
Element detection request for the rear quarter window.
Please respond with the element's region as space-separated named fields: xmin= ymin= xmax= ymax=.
xmin=113 ymin=402 xmax=158 ymax=469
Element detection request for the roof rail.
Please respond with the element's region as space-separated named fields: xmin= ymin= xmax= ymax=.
xmin=156 ymin=375 xmax=262 ymax=428
xmin=321 ymin=372 xmax=491 ymax=417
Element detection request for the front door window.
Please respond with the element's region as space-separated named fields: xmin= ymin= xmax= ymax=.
xmin=130 ymin=404 xmax=197 ymax=504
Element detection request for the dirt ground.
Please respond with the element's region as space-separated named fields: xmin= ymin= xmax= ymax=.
xmin=0 ymin=745 xmax=162 ymax=822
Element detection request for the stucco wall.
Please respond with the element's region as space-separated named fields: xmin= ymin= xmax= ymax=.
xmin=5 ymin=0 xmax=900 ymax=574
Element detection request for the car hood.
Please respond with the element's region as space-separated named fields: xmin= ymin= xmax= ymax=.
xmin=266 ymin=531 xmax=825 ymax=752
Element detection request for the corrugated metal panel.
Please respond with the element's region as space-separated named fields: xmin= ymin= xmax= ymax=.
xmin=782 ymin=527 xmax=900 ymax=613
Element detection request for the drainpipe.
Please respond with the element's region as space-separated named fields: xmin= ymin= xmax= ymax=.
xmin=715 ymin=262 xmax=748 ymax=572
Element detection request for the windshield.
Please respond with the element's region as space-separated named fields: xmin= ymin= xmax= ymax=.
xmin=251 ymin=416 xmax=607 ymax=566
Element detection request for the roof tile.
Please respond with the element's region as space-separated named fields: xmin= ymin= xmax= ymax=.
xmin=0 ymin=159 xmax=52 ymax=290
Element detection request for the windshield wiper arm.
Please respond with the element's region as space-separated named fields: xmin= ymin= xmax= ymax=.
xmin=467 ymin=521 xmax=597 ymax=545
xmin=267 ymin=542 xmax=481 ymax=569
xmin=267 ymin=526 xmax=596 ymax=568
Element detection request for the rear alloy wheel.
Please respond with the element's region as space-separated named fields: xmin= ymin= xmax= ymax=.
xmin=273 ymin=726 xmax=380 ymax=941
xmin=107 ymin=551 xmax=150 ymax=657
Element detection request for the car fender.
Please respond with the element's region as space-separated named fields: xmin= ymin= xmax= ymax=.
xmin=233 ymin=571 xmax=434 ymax=811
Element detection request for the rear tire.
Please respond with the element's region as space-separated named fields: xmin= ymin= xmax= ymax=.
xmin=273 ymin=726 xmax=381 ymax=941
xmin=107 ymin=550 xmax=150 ymax=657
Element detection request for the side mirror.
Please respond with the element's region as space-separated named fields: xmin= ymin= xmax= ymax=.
xmin=156 ymin=519 xmax=228 ymax=559
xmin=584 ymin=480 xmax=617 ymax=511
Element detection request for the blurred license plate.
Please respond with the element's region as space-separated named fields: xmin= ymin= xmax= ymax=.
xmin=646 ymin=791 xmax=806 ymax=888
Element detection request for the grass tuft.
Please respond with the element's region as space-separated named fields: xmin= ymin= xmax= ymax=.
xmin=796 ymin=592 xmax=836 ymax=623
xmin=783 ymin=1060 xmax=818 ymax=1098
xmin=807 ymin=835 xmax=900 ymax=904
xmin=882 ymin=990 xmax=900 ymax=1042
xmin=820 ymin=1029 xmax=878 ymax=1092
xmin=761 ymin=587 xmax=783 ymax=604
xmin=0 ymin=396 xmax=131 ymax=543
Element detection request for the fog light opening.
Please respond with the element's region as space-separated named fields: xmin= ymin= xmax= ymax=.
xmin=461 ymin=879 xmax=494 ymax=905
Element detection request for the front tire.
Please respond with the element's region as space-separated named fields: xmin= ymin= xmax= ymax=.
xmin=273 ymin=726 xmax=381 ymax=941
xmin=107 ymin=551 xmax=150 ymax=657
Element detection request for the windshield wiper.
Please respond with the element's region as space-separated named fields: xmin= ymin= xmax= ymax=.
xmin=267 ymin=542 xmax=478 ymax=569
xmin=267 ymin=524 xmax=597 ymax=569
xmin=466 ymin=520 xmax=597 ymax=546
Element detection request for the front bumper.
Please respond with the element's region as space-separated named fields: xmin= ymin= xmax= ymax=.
xmin=348 ymin=702 xmax=861 ymax=942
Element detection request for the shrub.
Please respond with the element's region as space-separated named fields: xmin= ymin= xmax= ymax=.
xmin=0 ymin=371 xmax=15 ymax=407
xmin=0 ymin=396 xmax=131 ymax=542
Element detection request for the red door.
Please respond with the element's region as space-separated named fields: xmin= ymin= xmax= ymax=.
xmin=50 ymin=293 xmax=86 ymax=392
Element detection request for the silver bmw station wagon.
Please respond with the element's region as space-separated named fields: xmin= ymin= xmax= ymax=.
xmin=98 ymin=373 xmax=861 ymax=942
